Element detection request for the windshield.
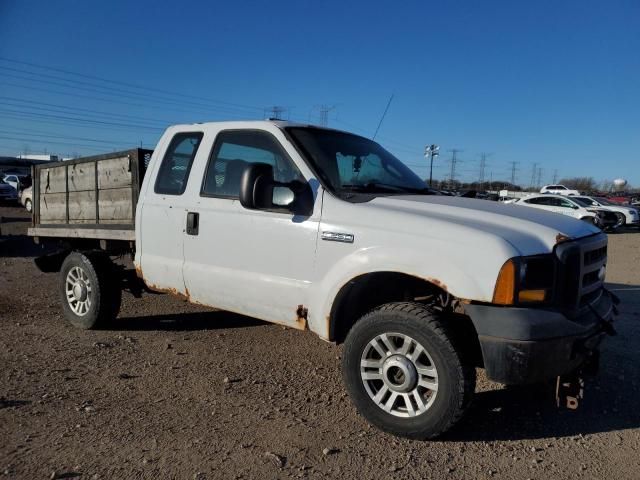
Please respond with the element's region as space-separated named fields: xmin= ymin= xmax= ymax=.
xmin=573 ymin=197 xmax=597 ymax=207
xmin=286 ymin=127 xmax=430 ymax=195
xmin=594 ymin=197 xmax=615 ymax=206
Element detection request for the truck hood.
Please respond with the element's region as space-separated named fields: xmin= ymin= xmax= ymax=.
xmin=369 ymin=195 xmax=600 ymax=256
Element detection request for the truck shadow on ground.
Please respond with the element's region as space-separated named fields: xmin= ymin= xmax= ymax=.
xmin=0 ymin=235 xmax=54 ymax=258
xmin=111 ymin=310 xmax=266 ymax=332
xmin=447 ymin=284 xmax=640 ymax=441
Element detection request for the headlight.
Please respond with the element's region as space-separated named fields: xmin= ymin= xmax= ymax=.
xmin=493 ymin=255 xmax=555 ymax=305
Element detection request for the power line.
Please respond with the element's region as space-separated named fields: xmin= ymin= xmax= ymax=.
xmin=0 ymin=108 xmax=164 ymax=131
xmin=0 ymin=98 xmax=170 ymax=127
xmin=0 ymin=69 xmax=262 ymax=119
xmin=0 ymin=57 xmax=265 ymax=113
xmin=0 ymin=129 xmax=152 ymax=146
xmin=0 ymin=81 xmax=255 ymax=120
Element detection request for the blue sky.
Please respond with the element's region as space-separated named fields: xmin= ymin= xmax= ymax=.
xmin=0 ymin=0 xmax=638 ymax=186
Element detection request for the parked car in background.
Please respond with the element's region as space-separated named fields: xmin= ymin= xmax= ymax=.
xmin=540 ymin=184 xmax=580 ymax=196
xmin=0 ymin=176 xmax=18 ymax=203
xmin=1 ymin=173 xmax=31 ymax=192
xmin=20 ymin=185 xmax=33 ymax=212
xmin=572 ymin=196 xmax=639 ymax=228
xmin=513 ymin=194 xmax=617 ymax=230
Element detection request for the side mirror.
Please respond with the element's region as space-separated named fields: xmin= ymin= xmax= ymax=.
xmin=572 ymin=205 xmax=579 ymax=209
xmin=239 ymin=163 xmax=313 ymax=216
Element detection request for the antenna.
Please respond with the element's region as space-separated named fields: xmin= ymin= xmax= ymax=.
xmin=372 ymin=94 xmax=394 ymax=140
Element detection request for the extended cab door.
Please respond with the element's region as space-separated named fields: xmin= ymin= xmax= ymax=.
xmin=136 ymin=131 xmax=205 ymax=294
xmin=181 ymin=127 xmax=321 ymax=327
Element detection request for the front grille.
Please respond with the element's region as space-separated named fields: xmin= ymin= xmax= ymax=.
xmin=554 ymin=233 xmax=607 ymax=317
xmin=584 ymin=246 xmax=607 ymax=266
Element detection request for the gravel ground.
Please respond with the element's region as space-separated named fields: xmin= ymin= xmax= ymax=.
xmin=1 ymin=204 xmax=639 ymax=479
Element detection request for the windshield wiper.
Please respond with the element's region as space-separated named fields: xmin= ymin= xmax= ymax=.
xmin=340 ymin=182 xmax=434 ymax=194
xmin=340 ymin=182 xmax=406 ymax=193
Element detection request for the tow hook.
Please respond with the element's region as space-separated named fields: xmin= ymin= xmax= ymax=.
xmin=555 ymin=351 xmax=599 ymax=410
xmin=556 ymin=372 xmax=584 ymax=410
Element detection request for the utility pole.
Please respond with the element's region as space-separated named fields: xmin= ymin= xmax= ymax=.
xmin=552 ymin=169 xmax=558 ymax=184
xmin=510 ymin=161 xmax=518 ymax=186
xmin=424 ymin=144 xmax=440 ymax=187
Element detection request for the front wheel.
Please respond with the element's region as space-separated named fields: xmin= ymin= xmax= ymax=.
xmin=25 ymin=198 xmax=32 ymax=212
xmin=59 ymin=251 xmax=121 ymax=329
xmin=341 ymin=302 xmax=475 ymax=439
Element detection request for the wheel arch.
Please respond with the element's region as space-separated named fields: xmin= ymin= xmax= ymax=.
xmin=326 ymin=271 xmax=480 ymax=351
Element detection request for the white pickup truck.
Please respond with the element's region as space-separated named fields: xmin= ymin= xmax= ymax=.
xmin=28 ymin=121 xmax=617 ymax=439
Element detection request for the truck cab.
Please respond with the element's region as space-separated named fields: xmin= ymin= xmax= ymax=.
xmin=31 ymin=121 xmax=617 ymax=439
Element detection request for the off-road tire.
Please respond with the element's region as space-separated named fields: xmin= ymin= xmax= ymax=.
xmin=342 ymin=302 xmax=476 ymax=439
xmin=59 ymin=251 xmax=121 ymax=329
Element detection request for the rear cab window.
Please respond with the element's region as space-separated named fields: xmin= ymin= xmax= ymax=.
xmin=154 ymin=132 xmax=204 ymax=195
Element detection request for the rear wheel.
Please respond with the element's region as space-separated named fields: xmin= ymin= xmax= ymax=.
xmin=342 ymin=302 xmax=475 ymax=439
xmin=59 ymin=251 xmax=121 ymax=329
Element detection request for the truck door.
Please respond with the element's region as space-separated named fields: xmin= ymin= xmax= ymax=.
xmin=137 ymin=131 xmax=205 ymax=294
xmin=182 ymin=129 xmax=320 ymax=327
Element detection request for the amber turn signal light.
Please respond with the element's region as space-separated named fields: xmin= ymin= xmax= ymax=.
xmin=518 ymin=289 xmax=547 ymax=303
xmin=492 ymin=259 xmax=516 ymax=305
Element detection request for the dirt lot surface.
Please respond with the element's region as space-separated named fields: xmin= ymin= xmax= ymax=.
xmin=1 ymin=204 xmax=639 ymax=479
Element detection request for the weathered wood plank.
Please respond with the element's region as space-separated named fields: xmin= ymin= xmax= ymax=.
xmin=40 ymin=166 xmax=67 ymax=194
xmin=39 ymin=192 xmax=66 ymax=221
xmin=98 ymin=188 xmax=133 ymax=222
xmin=69 ymin=191 xmax=96 ymax=221
xmin=68 ymin=163 xmax=96 ymax=192
xmin=97 ymin=157 xmax=131 ymax=189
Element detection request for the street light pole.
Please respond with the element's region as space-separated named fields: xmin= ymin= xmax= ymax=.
xmin=425 ymin=144 xmax=440 ymax=187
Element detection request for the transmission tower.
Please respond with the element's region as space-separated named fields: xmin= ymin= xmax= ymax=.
xmin=510 ymin=161 xmax=518 ymax=186
xmin=479 ymin=154 xmax=487 ymax=189
xmin=318 ymin=105 xmax=336 ymax=127
xmin=530 ymin=163 xmax=539 ymax=190
xmin=536 ymin=167 xmax=543 ymax=188
xmin=448 ymin=149 xmax=461 ymax=190
xmin=552 ymin=169 xmax=558 ymax=183
xmin=265 ymin=105 xmax=287 ymax=120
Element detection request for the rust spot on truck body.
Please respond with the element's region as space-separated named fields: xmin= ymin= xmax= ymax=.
xmin=134 ymin=264 xmax=143 ymax=279
xmin=296 ymin=305 xmax=308 ymax=330
xmin=146 ymin=283 xmax=190 ymax=302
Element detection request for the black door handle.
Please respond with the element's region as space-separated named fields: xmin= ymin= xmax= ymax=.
xmin=186 ymin=212 xmax=199 ymax=235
